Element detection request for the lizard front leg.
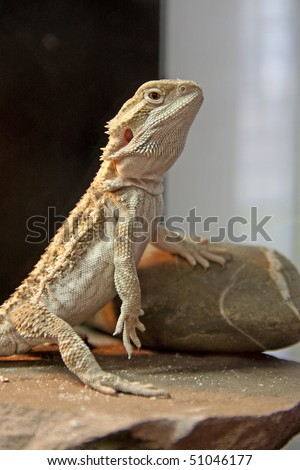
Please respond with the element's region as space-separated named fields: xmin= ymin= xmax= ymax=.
xmin=9 ymin=302 xmax=168 ymax=397
xmin=153 ymin=225 xmax=228 ymax=269
xmin=112 ymin=213 xmax=146 ymax=358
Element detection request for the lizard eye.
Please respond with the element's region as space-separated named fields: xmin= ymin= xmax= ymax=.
xmin=149 ymin=91 xmax=160 ymax=100
xmin=144 ymin=88 xmax=165 ymax=105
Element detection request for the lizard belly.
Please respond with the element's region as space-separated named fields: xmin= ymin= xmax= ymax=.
xmin=42 ymin=240 xmax=116 ymax=325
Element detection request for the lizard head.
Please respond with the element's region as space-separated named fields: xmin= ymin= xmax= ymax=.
xmin=101 ymin=79 xmax=203 ymax=184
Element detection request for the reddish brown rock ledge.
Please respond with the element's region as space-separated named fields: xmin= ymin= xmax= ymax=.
xmin=0 ymin=343 xmax=300 ymax=449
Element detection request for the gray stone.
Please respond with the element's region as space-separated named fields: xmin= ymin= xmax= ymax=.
xmin=1 ymin=343 xmax=300 ymax=449
xmin=90 ymin=244 xmax=300 ymax=352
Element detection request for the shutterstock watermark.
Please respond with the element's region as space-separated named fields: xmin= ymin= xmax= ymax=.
xmin=185 ymin=207 xmax=272 ymax=243
xmin=25 ymin=206 xmax=273 ymax=245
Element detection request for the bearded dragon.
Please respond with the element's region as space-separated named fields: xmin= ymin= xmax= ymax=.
xmin=0 ymin=79 xmax=225 ymax=397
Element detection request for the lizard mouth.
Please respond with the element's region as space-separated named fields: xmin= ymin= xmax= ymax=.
xmin=151 ymin=88 xmax=203 ymax=128
xmin=151 ymin=88 xmax=204 ymax=129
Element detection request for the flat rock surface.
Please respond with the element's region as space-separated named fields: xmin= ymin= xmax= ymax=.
xmin=1 ymin=340 xmax=300 ymax=450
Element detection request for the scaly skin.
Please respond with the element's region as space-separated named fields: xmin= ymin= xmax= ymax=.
xmin=0 ymin=79 xmax=226 ymax=397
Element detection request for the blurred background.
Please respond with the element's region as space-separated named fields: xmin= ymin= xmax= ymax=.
xmin=162 ymin=0 xmax=300 ymax=449
xmin=0 ymin=0 xmax=300 ymax=446
xmin=163 ymin=0 xmax=300 ymax=363
xmin=0 ymin=0 xmax=160 ymax=299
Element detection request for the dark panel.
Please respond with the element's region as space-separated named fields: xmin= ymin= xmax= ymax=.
xmin=0 ymin=0 xmax=160 ymax=301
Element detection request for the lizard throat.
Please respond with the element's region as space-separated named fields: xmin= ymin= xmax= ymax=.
xmin=97 ymin=160 xmax=164 ymax=195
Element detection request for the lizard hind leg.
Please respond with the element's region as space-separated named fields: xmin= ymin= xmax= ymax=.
xmin=9 ymin=302 xmax=169 ymax=398
xmin=0 ymin=313 xmax=32 ymax=356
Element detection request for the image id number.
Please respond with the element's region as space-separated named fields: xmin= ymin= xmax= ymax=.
xmin=189 ymin=454 xmax=253 ymax=466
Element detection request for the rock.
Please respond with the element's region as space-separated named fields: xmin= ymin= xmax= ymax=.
xmin=90 ymin=244 xmax=300 ymax=352
xmin=1 ymin=343 xmax=300 ymax=449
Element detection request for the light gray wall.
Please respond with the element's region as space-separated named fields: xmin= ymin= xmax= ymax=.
xmin=160 ymin=5 xmax=300 ymax=450
xmin=161 ymin=0 xmax=300 ymax=363
xmin=161 ymin=0 xmax=299 ymax=259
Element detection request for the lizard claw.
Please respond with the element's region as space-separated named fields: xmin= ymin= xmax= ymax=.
xmin=175 ymin=238 xmax=230 ymax=269
xmin=89 ymin=372 xmax=170 ymax=398
xmin=113 ymin=308 xmax=145 ymax=357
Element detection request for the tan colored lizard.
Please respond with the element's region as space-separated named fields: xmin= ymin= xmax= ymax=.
xmin=0 ymin=79 xmax=226 ymax=397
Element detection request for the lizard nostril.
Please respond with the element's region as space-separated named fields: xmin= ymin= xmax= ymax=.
xmin=179 ymin=85 xmax=187 ymax=93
